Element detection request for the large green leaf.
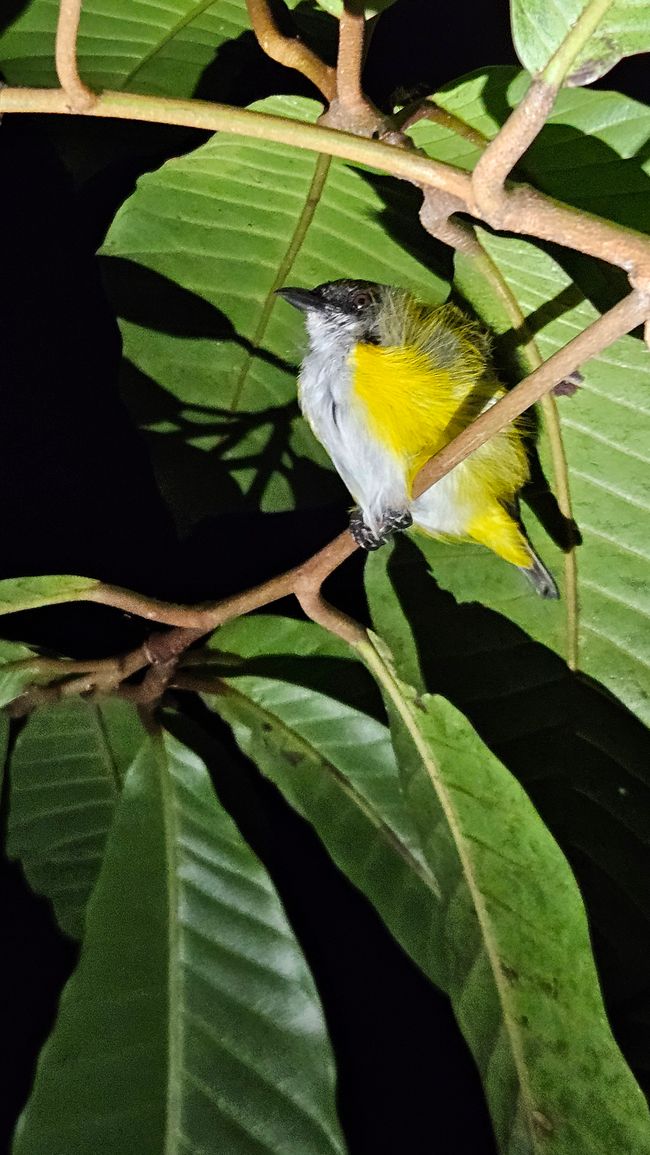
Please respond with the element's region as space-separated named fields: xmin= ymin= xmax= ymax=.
xmin=7 ymin=698 xmax=147 ymax=939
xmin=14 ymin=731 xmax=346 ymax=1155
xmin=510 ymin=0 xmax=650 ymax=85
xmin=0 ymin=0 xmax=267 ymax=95
xmin=366 ymin=535 xmax=650 ymax=1093
xmin=418 ymin=230 xmax=650 ymax=725
xmin=101 ymin=94 xmax=447 ymax=529
xmin=368 ymin=650 xmax=650 ymax=1155
xmin=202 ymin=615 xmax=443 ymax=983
xmin=409 ymin=69 xmax=650 ymax=234
xmin=199 ymin=613 xmax=650 ymax=1154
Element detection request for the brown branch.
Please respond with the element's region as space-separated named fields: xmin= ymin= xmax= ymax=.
xmin=54 ymin=0 xmax=96 ymax=111
xmin=319 ymin=3 xmax=386 ymax=137
xmin=472 ymin=78 xmax=557 ymax=222
xmin=4 ymin=281 xmax=647 ymax=717
xmin=1 ymin=87 xmax=648 ymax=288
xmin=245 ymin=0 xmax=336 ymax=102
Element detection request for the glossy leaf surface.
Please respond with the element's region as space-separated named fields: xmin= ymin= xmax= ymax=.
xmin=14 ymin=732 xmax=346 ymax=1155
xmin=202 ymin=613 xmax=650 ymax=1154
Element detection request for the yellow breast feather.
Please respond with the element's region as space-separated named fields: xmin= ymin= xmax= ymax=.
xmin=351 ymin=342 xmax=457 ymax=462
xmin=351 ymin=342 xmax=527 ymax=487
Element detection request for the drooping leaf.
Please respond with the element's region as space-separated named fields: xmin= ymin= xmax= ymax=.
xmin=374 ymin=661 xmax=650 ymax=1155
xmin=510 ymin=0 xmax=650 ymax=85
xmin=200 ymin=613 xmax=650 ymax=1153
xmin=0 ymin=638 xmax=44 ymax=711
xmin=202 ymin=615 xmax=443 ymax=984
xmin=0 ymin=575 xmax=99 ymax=617
xmin=7 ymin=698 xmax=147 ymax=939
xmin=366 ymin=535 xmax=650 ymax=1094
xmin=14 ymin=731 xmax=346 ymax=1155
xmin=101 ymin=94 xmax=447 ymax=529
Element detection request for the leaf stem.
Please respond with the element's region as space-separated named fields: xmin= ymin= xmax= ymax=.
xmin=543 ymin=0 xmax=615 ymax=87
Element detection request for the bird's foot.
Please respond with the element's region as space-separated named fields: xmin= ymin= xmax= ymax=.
xmin=349 ymin=508 xmax=413 ymax=551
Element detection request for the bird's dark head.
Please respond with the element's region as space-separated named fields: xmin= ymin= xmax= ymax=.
xmin=276 ymin=279 xmax=384 ymax=344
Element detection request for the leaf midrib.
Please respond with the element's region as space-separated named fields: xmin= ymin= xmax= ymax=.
xmin=229 ymin=153 xmax=332 ymax=414
xmin=362 ymin=638 xmax=540 ymax=1152
xmin=212 ymin=678 xmax=442 ymax=898
xmin=121 ymin=0 xmax=234 ymax=89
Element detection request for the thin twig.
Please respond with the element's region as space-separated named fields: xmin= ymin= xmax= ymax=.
xmin=246 ymin=0 xmax=336 ymax=101
xmin=54 ymin=0 xmax=96 ymax=111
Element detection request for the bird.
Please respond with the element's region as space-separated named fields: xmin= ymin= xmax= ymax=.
xmin=276 ymin=279 xmax=558 ymax=598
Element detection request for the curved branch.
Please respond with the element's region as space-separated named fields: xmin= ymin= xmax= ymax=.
xmin=1 ymin=86 xmax=649 ymax=285
xmin=246 ymin=0 xmax=336 ymax=101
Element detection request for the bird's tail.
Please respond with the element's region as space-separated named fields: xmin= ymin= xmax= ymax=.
xmin=519 ymin=548 xmax=559 ymax=599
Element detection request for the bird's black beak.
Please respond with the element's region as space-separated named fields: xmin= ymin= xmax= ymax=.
xmin=275 ymin=286 xmax=325 ymax=313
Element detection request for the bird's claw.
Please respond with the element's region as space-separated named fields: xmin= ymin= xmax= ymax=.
xmin=349 ymin=508 xmax=413 ymax=551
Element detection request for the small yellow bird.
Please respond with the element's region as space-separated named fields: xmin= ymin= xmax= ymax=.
xmin=277 ymin=279 xmax=558 ymax=597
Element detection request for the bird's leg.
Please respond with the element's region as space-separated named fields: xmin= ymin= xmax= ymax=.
xmin=349 ymin=507 xmax=413 ymax=551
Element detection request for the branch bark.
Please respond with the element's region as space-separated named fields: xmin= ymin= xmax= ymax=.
xmin=246 ymin=0 xmax=336 ymax=101
xmin=319 ymin=3 xmax=386 ymax=136
xmin=1 ymin=86 xmax=649 ymax=288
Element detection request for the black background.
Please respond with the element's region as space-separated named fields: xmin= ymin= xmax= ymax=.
xmin=1 ymin=2 xmax=648 ymax=1152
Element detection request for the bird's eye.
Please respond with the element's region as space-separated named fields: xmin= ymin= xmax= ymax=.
xmin=351 ymin=290 xmax=372 ymax=311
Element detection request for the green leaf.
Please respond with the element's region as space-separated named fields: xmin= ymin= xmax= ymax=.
xmin=427 ymin=230 xmax=649 ymax=725
xmin=0 ymin=639 xmax=44 ymax=711
xmin=366 ymin=536 xmax=650 ymax=1092
xmin=101 ymin=94 xmax=448 ymax=529
xmin=407 ymin=74 xmax=650 ymax=724
xmin=0 ymin=0 xmax=255 ymax=96
xmin=202 ymin=613 xmax=650 ymax=1152
xmin=14 ymin=731 xmax=346 ymax=1155
xmin=510 ymin=0 xmax=650 ymax=85
xmin=366 ymin=648 xmax=650 ymax=1155
xmin=202 ymin=616 xmax=443 ymax=984
xmin=409 ymin=70 xmax=650 ymax=233
xmin=7 ymin=698 xmax=147 ymax=939
xmin=0 ymin=575 xmax=99 ymax=617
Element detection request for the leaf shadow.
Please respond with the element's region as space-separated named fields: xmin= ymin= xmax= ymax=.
xmin=100 ymin=256 xmax=344 ymax=530
xmin=385 ymin=534 xmax=650 ymax=1089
